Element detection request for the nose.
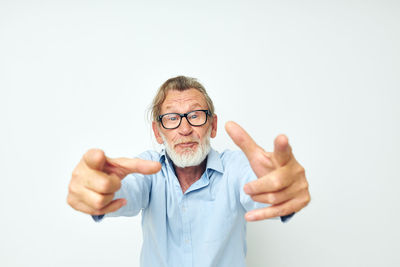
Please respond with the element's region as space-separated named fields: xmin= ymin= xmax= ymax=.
xmin=178 ymin=116 xmax=193 ymax=135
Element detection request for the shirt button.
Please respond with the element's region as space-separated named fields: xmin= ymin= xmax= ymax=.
xmin=185 ymin=239 xmax=190 ymax=244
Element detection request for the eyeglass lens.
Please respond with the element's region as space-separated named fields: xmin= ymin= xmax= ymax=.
xmin=162 ymin=110 xmax=207 ymax=129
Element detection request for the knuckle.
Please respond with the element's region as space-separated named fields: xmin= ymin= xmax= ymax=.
xmin=297 ymin=165 xmax=305 ymax=175
xmin=66 ymin=195 xmax=75 ymax=207
xmin=301 ymin=179 xmax=309 ymax=191
xmin=71 ymin=165 xmax=85 ymax=185
xmin=304 ymin=192 xmax=311 ymax=205
xmin=93 ymin=195 xmax=107 ymax=210
xmin=98 ymin=178 xmax=113 ymax=192
xmin=71 ymin=168 xmax=80 ymax=179
xmin=68 ymin=182 xmax=78 ymax=194
xmin=271 ymin=178 xmax=283 ymax=189
xmin=268 ymin=194 xmax=277 ymax=204
xmin=291 ymin=163 xmax=305 ymax=178
xmin=294 ymin=192 xmax=311 ymax=211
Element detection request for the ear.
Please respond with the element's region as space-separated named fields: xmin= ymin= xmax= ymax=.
xmin=211 ymin=114 xmax=218 ymax=138
xmin=152 ymin=121 xmax=164 ymax=144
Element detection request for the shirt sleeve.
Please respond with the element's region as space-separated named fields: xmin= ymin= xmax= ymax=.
xmin=92 ymin=214 xmax=104 ymax=222
xmin=280 ymin=212 xmax=295 ymax=223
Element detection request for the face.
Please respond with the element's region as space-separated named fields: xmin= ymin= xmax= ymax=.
xmin=152 ymin=89 xmax=218 ymax=168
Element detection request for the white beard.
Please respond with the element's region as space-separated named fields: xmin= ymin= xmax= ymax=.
xmin=160 ymin=127 xmax=211 ymax=168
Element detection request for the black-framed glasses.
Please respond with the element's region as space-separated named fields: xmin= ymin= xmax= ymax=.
xmin=158 ymin=109 xmax=211 ymax=129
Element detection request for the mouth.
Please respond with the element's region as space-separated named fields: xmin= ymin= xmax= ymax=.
xmin=175 ymin=142 xmax=198 ymax=149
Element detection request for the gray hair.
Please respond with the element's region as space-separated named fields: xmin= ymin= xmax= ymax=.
xmin=150 ymin=76 xmax=215 ymax=122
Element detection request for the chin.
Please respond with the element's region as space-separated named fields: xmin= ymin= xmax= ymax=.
xmin=176 ymin=148 xmax=197 ymax=155
xmin=169 ymin=147 xmax=209 ymax=168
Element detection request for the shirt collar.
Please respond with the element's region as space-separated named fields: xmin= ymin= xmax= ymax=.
xmin=159 ymin=148 xmax=224 ymax=174
xmin=205 ymin=148 xmax=224 ymax=174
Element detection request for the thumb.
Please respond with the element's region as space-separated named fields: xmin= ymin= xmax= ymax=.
xmin=84 ymin=149 xmax=107 ymax=171
xmin=225 ymin=121 xmax=274 ymax=177
xmin=273 ymin=134 xmax=292 ymax=166
xmin=104 ymin=157 xmax=162 ymax=179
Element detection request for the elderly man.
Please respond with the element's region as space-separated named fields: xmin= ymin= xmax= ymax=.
xmin=67 ymin=76 xmax=310 ymax=267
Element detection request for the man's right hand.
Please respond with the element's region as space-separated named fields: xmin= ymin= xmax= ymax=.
xmin=67 ymin=149 xmax=162 ymax=215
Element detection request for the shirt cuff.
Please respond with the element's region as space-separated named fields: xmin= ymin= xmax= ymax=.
xmin=280 ymin=212 xmax=295 ymax=223
xmin=92 ymin=214 xmax=105 ymax=222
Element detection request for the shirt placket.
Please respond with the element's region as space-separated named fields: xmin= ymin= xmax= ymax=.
xmin=166 ymin=158 xmax=193 ymax=267
xmin=181 ymin=194 xmax=192 ymax=266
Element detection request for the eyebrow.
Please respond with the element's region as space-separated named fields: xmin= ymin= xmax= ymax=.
xmin=163 ymin=103 xmax=204 ymax=112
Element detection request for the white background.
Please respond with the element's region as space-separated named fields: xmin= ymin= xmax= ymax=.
xmin=1 ymin=0 xmax=399 ymax=266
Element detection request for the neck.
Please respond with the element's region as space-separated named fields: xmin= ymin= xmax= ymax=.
xmin=173 ymin=158 xmax=207 ymax=193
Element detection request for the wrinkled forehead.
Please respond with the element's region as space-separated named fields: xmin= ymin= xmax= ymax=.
xmin=161 ymin=89 xmax=208 ymax=113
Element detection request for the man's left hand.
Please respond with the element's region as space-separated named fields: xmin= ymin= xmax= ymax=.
xmin=225 ymin=121 xmax=310 ymax=221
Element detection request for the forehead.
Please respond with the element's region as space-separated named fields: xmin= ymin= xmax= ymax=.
xmin=162 ymin=88 xmax=208 ymax=112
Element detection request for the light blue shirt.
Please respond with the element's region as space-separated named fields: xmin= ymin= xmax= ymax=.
xmin=94 ymin=148 xmax=293 ymax=267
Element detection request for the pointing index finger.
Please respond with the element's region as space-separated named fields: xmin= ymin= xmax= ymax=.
xmin=225 ymin=121 xmax=258 ymax=157
xmin=273 ymin=134 xmax=293 ymax=166
xmin=104 ymin=157 xmax=162 ymax=179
